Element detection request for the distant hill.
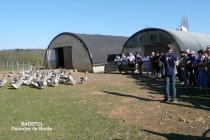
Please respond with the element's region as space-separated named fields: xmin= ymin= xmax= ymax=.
xmin=0 ymin=49 xmax=46 ymax=65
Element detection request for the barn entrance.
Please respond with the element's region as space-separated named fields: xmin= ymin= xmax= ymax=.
xmin=57 ymin=47 xmax=64 ymax=68
xmin=144 ymin=44 xmax=168 ymax=55
xmin=56 ymin=46 xmax=73 ymax=69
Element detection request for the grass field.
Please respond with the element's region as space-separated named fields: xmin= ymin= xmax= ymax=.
xmin=0 ymin=71 xmax=210 ymax=140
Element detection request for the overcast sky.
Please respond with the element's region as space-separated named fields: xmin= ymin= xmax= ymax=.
xmin=1 ymin=0 xmax=210 ymax=50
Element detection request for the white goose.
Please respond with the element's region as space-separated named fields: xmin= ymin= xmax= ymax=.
xmin=12 ymin=74 xmax=24 ymax=89
xmin=34 ymin=76 xmax=48 ymax=89
xmin=70 ymin=78 xmax=76 ymax=85
xmin=0 ymin=74 xmax=7 ymax=87
xmin=80 ymin=71 xmax=88 ymax=84
xmin=31 ymin=73 xmax=42 ymax=86
xmin=49 ymin=73 xmax=59 ymax=87
xmin=68 ymin=72 xmax=76 ymax=85
xmin=23 ymin=72 xmax=35 ymax=85
xmin=60 ymin=72 xmax=73 ymax=83
xmin=12 ymin=73 xmax=21 ymax=84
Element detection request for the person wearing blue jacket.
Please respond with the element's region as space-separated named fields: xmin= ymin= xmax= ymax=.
xmin=159 ymin=45 xmax=179 ymax=103
xmin=114 ymin=55 xmax=122 ymax=73
xmin=186 ymin=51 xmax=198 ymax=86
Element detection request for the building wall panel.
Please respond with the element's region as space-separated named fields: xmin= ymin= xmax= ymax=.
xmin=48 ymin=35 xmax=92 ymax=72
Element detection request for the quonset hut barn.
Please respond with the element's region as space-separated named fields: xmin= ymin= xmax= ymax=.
xmin=122 ymin=28 xmax=210 ymax=56
xmin=45 ymin=32 xmax=128 ymax=73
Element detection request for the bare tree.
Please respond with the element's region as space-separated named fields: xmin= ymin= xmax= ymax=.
xmin=181 ymin=15 xmax=189 ymax=31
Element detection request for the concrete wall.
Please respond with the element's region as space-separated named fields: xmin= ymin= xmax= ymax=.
xmin=48 ymin=34 xmax=93 ymax=72
xmin=93 ymin=66 xmax=105 ymax=73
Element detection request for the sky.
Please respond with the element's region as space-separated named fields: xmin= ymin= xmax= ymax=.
xmin=0 ymin=0 xmax=210 ymax=50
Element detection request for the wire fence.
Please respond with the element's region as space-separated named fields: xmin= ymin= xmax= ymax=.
xmin=0 ymin=61 xmax=38 ymax=71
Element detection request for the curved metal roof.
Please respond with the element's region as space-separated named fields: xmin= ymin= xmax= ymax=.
xmin=124 ymin=28 xmax=210 ymax=53
xmin=47 ymin=32 xmax=128 ymax=65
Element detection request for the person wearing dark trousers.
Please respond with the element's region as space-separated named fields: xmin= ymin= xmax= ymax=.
xmin=114 ymin=55 xmax=122 ymax=73
xmin=159 ymin=45 xmax=179 ymax=103
xmin=186 ymin=51 xmax=198 ymax=86
xmin=185 ymin=49 xmax=191 ymax=84
xmin=177 ymin=51 xmax=186 ymax=84
xmin=150 ymin=52 xmax=156 ymax=76
xmin=127 ymin=53 xmax=135 ymax=74
xmin=135 ymin=54 xmax=143 ymax=74
xmin=154 ymin=52 xmax=160 ymax=77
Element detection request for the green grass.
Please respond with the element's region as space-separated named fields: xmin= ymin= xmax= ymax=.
xmin=0 ymin=67 xmax=22 ymax=71
xmin=0 ymin=81 xmax=147 ymax=140
xmin=1 ymin=72 xmax=209 ymax=139
xmin=0 ymin=65 xmax=45 ymax=71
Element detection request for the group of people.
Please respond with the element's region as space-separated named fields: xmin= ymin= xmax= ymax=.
xmin=177 ymin=46 xmax=210 ymax=92
xmin=114 ymin=51 xmax=166 ymax=76
xmin=114 ymin=52 xmax=150 ymax=74
xmin=114 ymin=45 xmax=178 ymax=102
xmin=114 ymin=44 xmax=210 ymax=102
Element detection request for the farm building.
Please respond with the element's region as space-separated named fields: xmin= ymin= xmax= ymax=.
xmin=122 ymin=28 xmax=210 ymax=56
xmin=45 ymin=32 xmax=128 ymax=73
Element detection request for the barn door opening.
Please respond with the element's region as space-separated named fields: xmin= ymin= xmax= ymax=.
xmin=57 ymin=47 xmax=64 ymax=68
xmin=145 ymin=44 xmax=168 ymax=55
xmin=63 ymin=46 xmax=73 ymax=69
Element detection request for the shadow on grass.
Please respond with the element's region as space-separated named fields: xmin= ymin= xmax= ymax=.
xmin=102 ymin=90 xmax=160 ymax=102
xmin=7 ymin=85 xmax=17 ymax=90
xmin=124 ymin=74 xmax=210 ymax=111
xmin=144 ymin=129 xmax=210 ymax=140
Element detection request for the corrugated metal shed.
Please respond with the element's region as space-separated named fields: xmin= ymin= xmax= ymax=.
xmin=124 ymin=28 xmax=210 ymax=52
xmin=47 ymin=32 xmax=128 ymax=66
xmin=166 ymin=29 xmax=210 ymax=52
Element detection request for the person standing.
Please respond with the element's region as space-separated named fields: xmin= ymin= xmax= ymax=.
xmin=135 ymin=54 xmax=143 ymax=73
xmin=134 ymin=52 xmax=138 ymax=60
xmin=159 ymin=45 xmax=179 ymax=102
xmin=143 ymin=54 xmax=150 ymax=75
xmin=159 ymin=52 xmax=164 ymax=78
xmin=187 ymin=51 xmax=198 ymax=86
xmin=150 ymin=52 xmax=156 ymax=76
xmin=177 ymin=51 xmax=186 ymax=84
xmin=114 ymin=55 xmax=122 ymax=73
xmin=185 ymin=48 xmax=191 ymax=84
xmin=121 ymin=53 xmax=127 ymax=69
xmin=192 ymin=50 xmax=207 ymax=89
xmin=127 ymin=53 xmax=135 ymax=73
xmin=154 ymin=52 xmax=160 ymax=77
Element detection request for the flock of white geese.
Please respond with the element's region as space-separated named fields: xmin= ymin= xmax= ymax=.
xmin=0 ymin=67 xmax=88 ymax=90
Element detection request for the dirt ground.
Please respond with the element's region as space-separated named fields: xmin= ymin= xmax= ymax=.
xmin=1 ymin=70 xmax=210 ymax=139
xmin=84 ymin=71 xmax=210 ymax=139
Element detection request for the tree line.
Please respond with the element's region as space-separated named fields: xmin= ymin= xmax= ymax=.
xmin=0 ymin=49 xmax=46 ymax=66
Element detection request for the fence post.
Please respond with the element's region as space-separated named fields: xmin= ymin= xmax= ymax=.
xmin=0 ymin=62 xmax=1 ymax=74
xmin=28 ymin=61 xmax=30 ymax=69
xmin=7 ymin=62 xmax=8 ymax=67
xmin=17 ymin=61 xmax=19 ymax=68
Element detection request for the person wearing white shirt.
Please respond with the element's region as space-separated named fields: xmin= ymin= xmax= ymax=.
xmin=127 ymin=53 xmax=135 ymax=73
